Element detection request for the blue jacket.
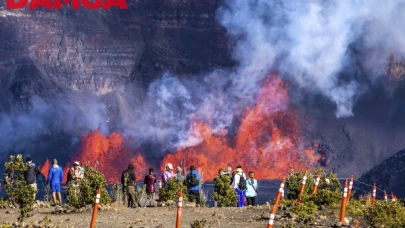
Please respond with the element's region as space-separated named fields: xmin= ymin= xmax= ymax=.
xmin=186 ymin=170 xmax=200 ymax=191
xmin=48 ymin=165 xmax=64 ymax=184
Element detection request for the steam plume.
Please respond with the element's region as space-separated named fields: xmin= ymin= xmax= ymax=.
xmin=218 ymin=0 xmax=405 ymax=117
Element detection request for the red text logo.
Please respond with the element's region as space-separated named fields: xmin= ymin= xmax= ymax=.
xmin=7 ymin=0 xmax=128 ymax=10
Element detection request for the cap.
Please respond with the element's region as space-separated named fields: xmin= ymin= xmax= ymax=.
xmin=73 ymin=161 xmax=80 ymax=166
xmin=235 ymin=167 xmax=243 ymax=173
xmin=166 ymin=163 xmax=173 ymax=170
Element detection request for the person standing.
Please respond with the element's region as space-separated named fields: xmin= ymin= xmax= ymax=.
xmin=67 ymin=161 xmax=84 ymax=184
xmin=121 ymin=164 xmax=137 ymax=208
xmin=48 ymin=159 xmax=63 ymax=205
xmin=144 ymin=168 xmax=156 ymax=206
xmin=175 ymin=166 xmax=184 ymax=181
xmin=162 ymin=163 xmax=174 ymax=185
xmin=246 ymin=172 xmax=258 ymax=206
xmin=231 ymin=166 xmax=247 ymax=207
xmin=24 ymin=157 xmax=42 ymax=200
xmin=185 ymin=165 xmax=201 ymax=206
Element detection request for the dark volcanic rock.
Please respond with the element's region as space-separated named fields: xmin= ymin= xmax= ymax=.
xmin=359 ymin=149 xmax=405 ymax=197
xmin=0 ymin=0 xmax=234 ymax=110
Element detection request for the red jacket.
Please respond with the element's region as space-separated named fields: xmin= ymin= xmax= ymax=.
xmin=144 ymin=174 xmax=156 ymax=193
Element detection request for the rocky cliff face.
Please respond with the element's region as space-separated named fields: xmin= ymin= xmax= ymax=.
xmin=0 ymin=1 xmax=405 ymax=180
xmin=359 ymin=149 xmax=405 ymax=197
xmin=0 ymin=0 xmax=233 ymax=110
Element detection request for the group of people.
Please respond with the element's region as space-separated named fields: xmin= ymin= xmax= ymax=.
xmin=4 ymin=157 xmax=87 ymax=205
xmin=48 ymin=159 xmax=85 ymax=205
xmin=216 ymin=165 xmax=258 ymax=207
xmin=121 ymin=162 xmax=202 ymax=208
xmin=4 ymin=157 xmax=257 ymax=208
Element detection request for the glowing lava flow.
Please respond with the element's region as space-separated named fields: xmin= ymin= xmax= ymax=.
xmin=41 ymin=129 xmax=148 ymax=183
xmin=40 ymin=74 xmax=320 ymax=182
xmin=162 ymin=75 xmax=321 ymax=179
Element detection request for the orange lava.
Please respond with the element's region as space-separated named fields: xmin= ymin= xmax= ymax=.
xmin=68 ymin=129 xmax=148 ymax=183
xmin=40 ymin=74 xmax=321 ymax=182
xmin=42 ymin=129 xmax=149 ymax=183
xmin=162 ymin=74 xmax=321 ymax=179
xmin=40 ymin=158 xmax=51 ymax=179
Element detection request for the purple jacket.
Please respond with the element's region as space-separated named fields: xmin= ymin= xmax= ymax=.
xmin=162 ymin=170 xmax=174 ymax=184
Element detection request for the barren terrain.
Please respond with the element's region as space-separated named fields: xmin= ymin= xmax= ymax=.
xmin=0 ymin=206 xmax=272 ymax=228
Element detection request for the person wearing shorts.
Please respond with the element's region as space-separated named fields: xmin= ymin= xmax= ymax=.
xmin=48 ymin=159 xmax=63 ymax=205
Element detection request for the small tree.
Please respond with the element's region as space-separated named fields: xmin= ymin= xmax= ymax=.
xmin=159 ymin=178 xmax=188 ymax=202
xmin=66 ymin=164 xmax=111 ymax=208
xmin=4 ymin=154 xmax=36 ymax=222
xmin=212 ymin=175 xmax=237 ymax=207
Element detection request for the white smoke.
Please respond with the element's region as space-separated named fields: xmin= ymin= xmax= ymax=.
xmin=0 ymin=94 xmax=108 ymax=159
xmin=218 ymin=0 xmax=405 ymax=117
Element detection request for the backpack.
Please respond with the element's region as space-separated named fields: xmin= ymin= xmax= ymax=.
xmin=238 ymin=174 xmax=247 ymax=190
xmin=187 ymin=173 xmax=199 ymax=187
xmin=123 ymin=171 xmax=130 ymax=187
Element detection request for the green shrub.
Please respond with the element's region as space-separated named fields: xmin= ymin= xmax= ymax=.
xmin=0 ymin=197 xmax=6 ymax=206
xmin=290 ymin=199 xmax=317 ymax=224
xmin=346 ymin=199 xmax=365 ymax=217
xmin=159 ymin=177 xmax=188 ymax=202
xmin=212 ymin=175 xmax=237 ymax=207
xmin=286 ymin=169 xmax=340 ymax=201
xmin=4 ymin=154 xmax=36 ymax=222
xmin=66 ymin=164 xmax=111 ymax=208
xmin=310 ymin=188 xmax=341 ymax=209
xmin=364 ymin=201 xmax=405 ymax=227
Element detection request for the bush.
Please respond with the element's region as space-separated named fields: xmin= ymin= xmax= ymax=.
xmin=364 ymin=201 xmax=405 ymax=227
xmin=159 ymin=177 xmax=188 ymax=202
xmin=212 ymin=175 xmax=237 ymax=207
xmin=4 ymin=154 xmax=36 ymax=222
xmin=286 ymin=169 xmax=341 ymax=201
xmin=309 ymin=188 xmax=341 ymax=209
xmin=346 ymin=199 xmax=365 ymax=217
xmin=66 ymin=164 xmax=111 ymax=208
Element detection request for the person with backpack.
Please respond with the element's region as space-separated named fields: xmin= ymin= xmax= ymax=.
xmin=185 ymin=165 xmax=201 ymax=206
xmin=47 ymin=159 xmax=64 ymax=205
xmin=231 ymin=166 xmax=246 ymax=207
xmin=144 ymin=168 xmax=156 ymax=202
xmin=246 ymin=171 xmax=258 ymax=206
xmin=24 ymin=157 xmax=42 ymax=200
xmin=121 ymin=164 xmax=137 ymax=208
xmin=67 ymin=161 xmax=84 ymax=185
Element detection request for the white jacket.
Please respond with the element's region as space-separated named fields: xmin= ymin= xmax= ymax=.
xmin=231 ymin=172 xmax=246 ymax=189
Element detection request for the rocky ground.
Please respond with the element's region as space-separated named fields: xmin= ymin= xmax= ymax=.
xmin=0 ymin=201 xmax=364 ymax=228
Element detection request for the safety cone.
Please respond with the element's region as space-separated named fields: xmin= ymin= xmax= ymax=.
xmin=297 ymin=172 xmax=307 ymax=205
xmin=267 ymin=178 xmax=285 ymax=228
xmin=371 ymin=183 xmax=376 ymax=205
xmin=90 ymin=186 xmax=101 ymax=228
xmin=175 ymin=188 xmax=183 ymax=228
xmin=339 ymin=180 xmax=348 ymax=224
xmin=311 ymin=172 xmax=321 ymax=195
xmin=346 ymin=175 xmax=354 ymax=203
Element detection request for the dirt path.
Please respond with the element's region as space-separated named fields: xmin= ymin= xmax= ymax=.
xmin=0 ymin=206 xmax=271 ymax=228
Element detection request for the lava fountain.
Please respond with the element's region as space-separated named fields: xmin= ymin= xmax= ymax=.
xmin=41 ymin=73 xmax=321 ymax=182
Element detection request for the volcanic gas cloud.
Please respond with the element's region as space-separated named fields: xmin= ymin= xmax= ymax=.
xmin=42 ymin=74 xmax=321 ymax=182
